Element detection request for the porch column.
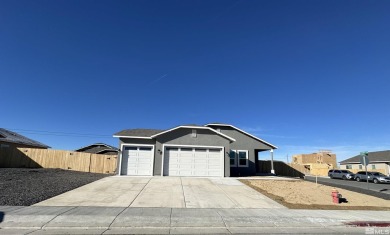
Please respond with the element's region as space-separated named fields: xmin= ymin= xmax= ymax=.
xmin=270 ymin=149 xmax=275 ymax=174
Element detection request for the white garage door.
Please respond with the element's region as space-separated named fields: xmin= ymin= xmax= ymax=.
xmin=121 ymin=146 xmax=154 ymax=176
xmin=163 ymin=146 xmax=223 ymax=177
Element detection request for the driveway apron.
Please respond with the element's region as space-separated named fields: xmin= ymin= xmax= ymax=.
xmin=34 ymin=176 xmax=284 ymax=209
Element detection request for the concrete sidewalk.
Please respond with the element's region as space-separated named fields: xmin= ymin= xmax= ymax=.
xmin=1 ymin=206 xmax=389 ymax=234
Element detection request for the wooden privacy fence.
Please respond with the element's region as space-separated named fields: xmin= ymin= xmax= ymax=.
xmin=257 ymin=160 xmax=306 ymax=178
xmin=0 ymin=147 xmax=117 ymax=174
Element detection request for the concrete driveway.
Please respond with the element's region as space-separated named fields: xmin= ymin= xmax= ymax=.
xmin=34 ymin=177 xmax=284 ymax=208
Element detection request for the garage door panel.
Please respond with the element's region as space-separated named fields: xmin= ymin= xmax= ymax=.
xmin=122 ymin=146 xmax=154 ymax=176
xmin=138 ymin=158 xmax=152 ymax=164
xmin=164 ymin=146 xmax=223 ymax=177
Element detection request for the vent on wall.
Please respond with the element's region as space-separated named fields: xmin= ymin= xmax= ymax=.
xmin=191 ymin=129 xmax=197 ymax=138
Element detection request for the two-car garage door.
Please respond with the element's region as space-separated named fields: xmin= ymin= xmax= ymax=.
xmin=163 ymin=146 xmax=224 ymax=177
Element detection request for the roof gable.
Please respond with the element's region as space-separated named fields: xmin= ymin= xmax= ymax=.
xmin=75 ymin=143 xmax=119 ymax=153
xmin=150 ymin=125 xmax=236 ymax=142
xmin=205 ymin=123 xmax=277 ymax=149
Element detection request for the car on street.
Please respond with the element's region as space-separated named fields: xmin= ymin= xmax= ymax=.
xmin=354 ymin=171 xmax=390 ymax=184
xmin=328 ymin=169 xmax=355 ymax=180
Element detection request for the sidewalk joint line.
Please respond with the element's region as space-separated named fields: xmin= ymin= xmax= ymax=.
xmin=40 ymin=206 xmax=77 ymax=229
xmin=102 ymin=206 xmax=128 ymax=234
xmin=25 ymin=228 xmax=42 ymax=235
xmin=216 ymin=210 xmax=232 ymax=234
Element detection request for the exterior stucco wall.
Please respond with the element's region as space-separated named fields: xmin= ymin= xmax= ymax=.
xmin=156 ymin=128 xmax=231 ymax=176
xmin=208 ymin=126 xmax=274 ymax=176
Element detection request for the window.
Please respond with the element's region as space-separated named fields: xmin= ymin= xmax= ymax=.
xmin=238 ymin=150 xmax=248 ymax=167
xmin=195 ymin=148 xmax=206 ymax=152
xmin=230 ymin=150 xmax=249 ymax=167
xmin=139 ymin=147 xmax=152 ymax=151
xmin=359 ymin=165 xmax=362 ymax=169
xmin=229 ymin=150 xmax=237 ymax=166
xmin=191 ymin=129 xmax=197 ymax=138
xmin=346 ymin=165 xmax=352 ymax=169
xmin=371 ymin=165 xmax=376 ymax=170
xmin=124 ymin=147 xmax=137 ymax=151
xmin=181 ymin=148 xmax=192 ymax=152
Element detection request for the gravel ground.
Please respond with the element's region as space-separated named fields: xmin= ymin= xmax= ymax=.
xmin=0 ymin=168 xmax=110 ymax=206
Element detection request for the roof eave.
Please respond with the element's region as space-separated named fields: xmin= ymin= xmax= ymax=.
xmin=113 ymin=135 xmax=153 ymax=139
xmin=150 ymin=125 xmax=236 ymax=142
xmin=0 ymin=139 xmax=50 ymax=148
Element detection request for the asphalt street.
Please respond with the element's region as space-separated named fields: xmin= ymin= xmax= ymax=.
xmin=305 ymin=176 xmax=390 ymax=199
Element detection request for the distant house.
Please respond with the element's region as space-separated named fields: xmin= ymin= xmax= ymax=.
xmin=75 ymin=143 xmax=119 ymax=155
xmin=340 ymin=150 xmax=390 ymax=176
xmin=0 ymin=128 xmax=50 ymax=149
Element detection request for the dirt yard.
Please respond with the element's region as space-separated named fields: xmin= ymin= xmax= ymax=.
xmin=241 ymin=179 xmax=390 ymax=210
xmin=0 ymin=168 xmax=109 ymax=206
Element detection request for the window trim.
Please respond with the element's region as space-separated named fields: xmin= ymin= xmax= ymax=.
xmin=230 ymin=149 xmax=249 ymax=167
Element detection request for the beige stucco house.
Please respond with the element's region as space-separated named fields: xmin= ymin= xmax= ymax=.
xmin=339 ymin=150 xmax=390 ymax=176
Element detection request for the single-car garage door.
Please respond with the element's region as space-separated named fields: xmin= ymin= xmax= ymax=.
xmin=121 ymin=146 xmax=154 ymax=176
xmin=163 ymin=146 xmax=223 ymax=177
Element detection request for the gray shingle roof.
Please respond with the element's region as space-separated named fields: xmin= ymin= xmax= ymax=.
xmin=340 ymin=150 xmax=390 ymax=164
xmin=0 ymin=128 xmax=50 ymax=148
xmin=114 ymin=129 xmax=164 ymax=137
xmin=75 ymin=143 xmax=119 ymax=154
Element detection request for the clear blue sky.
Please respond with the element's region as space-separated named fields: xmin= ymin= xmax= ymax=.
xmin=1 ymin=0 xmax=389 ymax=162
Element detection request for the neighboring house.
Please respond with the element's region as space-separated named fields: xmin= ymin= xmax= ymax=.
xmin=291 ymin=151 xmax=337 ymax=176
xmin=75 ymin=143 xmax=119 ymax=155
xmin=340 ymin=150 xmax=390 ymax=176
xmin=113 ymin=123 xmax=277 ymax=177
xmin=0 ymin=128 xmax=50 ymax=149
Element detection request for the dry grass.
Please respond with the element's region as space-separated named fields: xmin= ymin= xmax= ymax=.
xmin=241 ymin=179 xmax=390 ymax=210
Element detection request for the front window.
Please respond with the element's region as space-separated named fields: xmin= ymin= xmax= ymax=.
xmin=346 ymin=165 xmax=352 ymax=169
xmin=359 ymin=165 xmax=362 ymax=169
xmin=230 ymin=150 xmax=249 ymax=167
xmin=238 ymin=150 xmax=248 ymax=167
xmin=372 ymin=165 xmax=376 ymax=170
xmin=229 ymin=150 xmax=237 ymax=167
